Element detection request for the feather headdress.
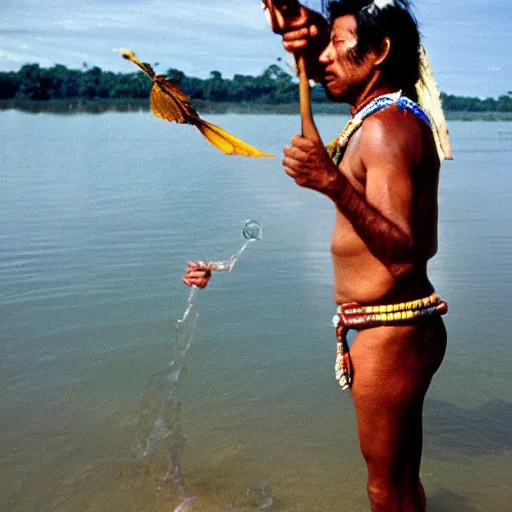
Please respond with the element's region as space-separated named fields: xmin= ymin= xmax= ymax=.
xmin=371 ymin=0 xmax=396 ymax=11
xmin=415 ymin=45 xmax=453 ymax=160
xmin=366 ymin=1 xmax=453 ymax=160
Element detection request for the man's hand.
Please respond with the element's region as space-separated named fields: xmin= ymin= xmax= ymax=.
xmin=281 ymin=9 xmax=326 ymax=54
xmin=182 ymin=261 xmax=213 ymax=289
xmin=264 ymin=1 xmax=329 ymax=75
xmin=283 ymin=135 xmax=342 ymax=194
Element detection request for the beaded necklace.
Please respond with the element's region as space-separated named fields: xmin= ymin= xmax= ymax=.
xmin=329 ymin=91 xmax=431 ymax=165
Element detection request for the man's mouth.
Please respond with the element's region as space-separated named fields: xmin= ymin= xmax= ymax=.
xmin=322 ymin=73 xmax=336 ymax=86
xmin=322 ymin=67 xmax=336 ymax=81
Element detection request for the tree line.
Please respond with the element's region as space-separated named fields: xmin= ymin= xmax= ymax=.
xmin=0 ymin=63 xmax=313 ymax=104
xmin=1 ymin=63 xmax=511 ymax=112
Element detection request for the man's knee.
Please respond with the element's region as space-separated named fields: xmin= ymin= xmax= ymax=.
xmin=367 ymin=479 xmax=400 ymax=512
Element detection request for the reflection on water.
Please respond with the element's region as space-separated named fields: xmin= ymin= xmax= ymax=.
xmin=0 ymin=99 xmax=316 ymax=116
xmin=0 ymin=99 xmax=149 ymax=115
xmin=429 ymin=489 xmax=477 ymax=512
xmin=424 ymin=399 xmax=512 ymax=458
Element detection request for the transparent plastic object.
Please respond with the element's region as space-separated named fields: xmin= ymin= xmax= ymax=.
xmin=242 ymin=219 xmax=262 ymax=241
xmin=211 ymin=220 xmax=262 ymax=272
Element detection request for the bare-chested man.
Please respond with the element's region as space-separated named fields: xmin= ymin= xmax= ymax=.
xmin=183 ymin=1 xmax=448 ymax=510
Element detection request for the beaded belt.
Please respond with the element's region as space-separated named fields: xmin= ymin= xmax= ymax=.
xmin=332 ymin=292 xmax=448 ymax=391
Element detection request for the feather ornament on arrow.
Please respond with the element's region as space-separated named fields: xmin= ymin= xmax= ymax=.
xmin=120 ymin=49 xmax=274 ymax=157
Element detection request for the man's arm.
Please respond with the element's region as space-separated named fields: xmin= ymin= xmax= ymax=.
xmin=283 ymin=113 xmax=421 ymax=276
xmin=332 ymin=114 xmax=417 ymax=270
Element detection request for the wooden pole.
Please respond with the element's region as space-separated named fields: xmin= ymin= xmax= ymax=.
xmin=297 ymin=54 xmax=321 ymax=142
xmin=264 ymin=0 xmax=322 ymax=142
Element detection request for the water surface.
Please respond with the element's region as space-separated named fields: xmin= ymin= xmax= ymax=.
xmin=0 ymin=111 xmax=511 ymax=511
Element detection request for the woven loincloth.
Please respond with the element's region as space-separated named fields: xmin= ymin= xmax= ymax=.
xmin=332 ymin=292 xmax=448 ymax=390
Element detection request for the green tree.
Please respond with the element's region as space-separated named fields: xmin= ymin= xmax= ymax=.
xmin=204 ymin=70 xmax=228 ymax=101
xmin=496 ymin=95 xmax=512 ymax=112
xmin=166 ymin=68 xmax=185 ymax=84
xmin=16 ymin=64 xmax=47 ymax=100
xmin=0 ymin=71 xmax=19 ymax=99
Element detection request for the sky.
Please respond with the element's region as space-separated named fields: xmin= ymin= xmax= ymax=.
xmin=1 ymin=0 xmax=511 ymax=98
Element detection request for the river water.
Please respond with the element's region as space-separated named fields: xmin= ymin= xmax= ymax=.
xmin=0 ymin=111 xmax=511 ymax=511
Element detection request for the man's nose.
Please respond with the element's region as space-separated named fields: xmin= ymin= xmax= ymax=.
xmin=319 ymin=42 xmax=334 ymax=64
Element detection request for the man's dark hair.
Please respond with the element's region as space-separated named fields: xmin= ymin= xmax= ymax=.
xmin=326 ymin=0 xmax=421 ymax=100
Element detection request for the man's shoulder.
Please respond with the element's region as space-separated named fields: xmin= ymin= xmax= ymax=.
xmin=361 ymin=105 xmax=427 ymax=141
xmin=357 ymin=105 xmax=433 ymax=165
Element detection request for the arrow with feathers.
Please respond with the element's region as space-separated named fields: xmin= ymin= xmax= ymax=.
xmin=120 ymin=49 xmax=274 ymax=158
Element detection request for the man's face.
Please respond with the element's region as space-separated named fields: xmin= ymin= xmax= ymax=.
xmin=319 ymin=15 xmax=374 ymax=102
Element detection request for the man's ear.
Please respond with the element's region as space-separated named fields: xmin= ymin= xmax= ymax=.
xmin=374 ymin=37 xmax=391 ymax=66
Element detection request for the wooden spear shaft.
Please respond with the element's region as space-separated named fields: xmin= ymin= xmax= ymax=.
xmin=297 ymin=54 xmax=321 ymax=142
xmin=264 ymin=0 xmax=322 ymax=142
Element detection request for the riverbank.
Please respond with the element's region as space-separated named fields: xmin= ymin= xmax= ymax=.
xmin=2 ymin=98 xmax=512 ymax=120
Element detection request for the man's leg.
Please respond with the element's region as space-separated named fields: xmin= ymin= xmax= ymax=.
xmin=402 ymin=403 xmax=426 ymax=511
xmin=349 ymin=319 xmax=446 ymax=512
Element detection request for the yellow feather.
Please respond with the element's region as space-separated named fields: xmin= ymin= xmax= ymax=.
xmin=196 ymin=119 xmax=275 ymax=157
xmin=120 ymin=49 xmax=274 ymax=158
xmin=150 ymin=81 xmax=197 ymax=124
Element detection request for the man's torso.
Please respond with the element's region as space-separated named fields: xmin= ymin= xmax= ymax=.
xmin=331 ymin=104 xmax=440 ymax=305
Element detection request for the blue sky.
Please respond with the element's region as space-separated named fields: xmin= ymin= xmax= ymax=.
xmin=1 ymin=0 xmax=510 ymax=98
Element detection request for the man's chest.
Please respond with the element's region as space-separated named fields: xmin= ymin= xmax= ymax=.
xmin=332 ymin=126 xmax=367 ymax=195
xmin=338 ymin=150 xmax=367 ymax=196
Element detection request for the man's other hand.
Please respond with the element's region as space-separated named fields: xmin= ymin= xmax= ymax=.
xmin=182 ymin=261 xmax=213 ymax=289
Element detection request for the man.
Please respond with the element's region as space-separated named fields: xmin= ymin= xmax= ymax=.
xmin=184 ymin=1 xmax=448 ymax=510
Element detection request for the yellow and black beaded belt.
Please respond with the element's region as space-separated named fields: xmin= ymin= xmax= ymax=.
xmin=332 ymin=292 xmax=448 ymax=391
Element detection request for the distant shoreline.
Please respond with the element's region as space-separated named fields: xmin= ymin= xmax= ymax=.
xmin=1 ymin=99 xmax=512 ymax=121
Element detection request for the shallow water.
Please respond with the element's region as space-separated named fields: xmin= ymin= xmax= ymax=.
xmin=0 ymin=111 xmax=511 ymax=511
